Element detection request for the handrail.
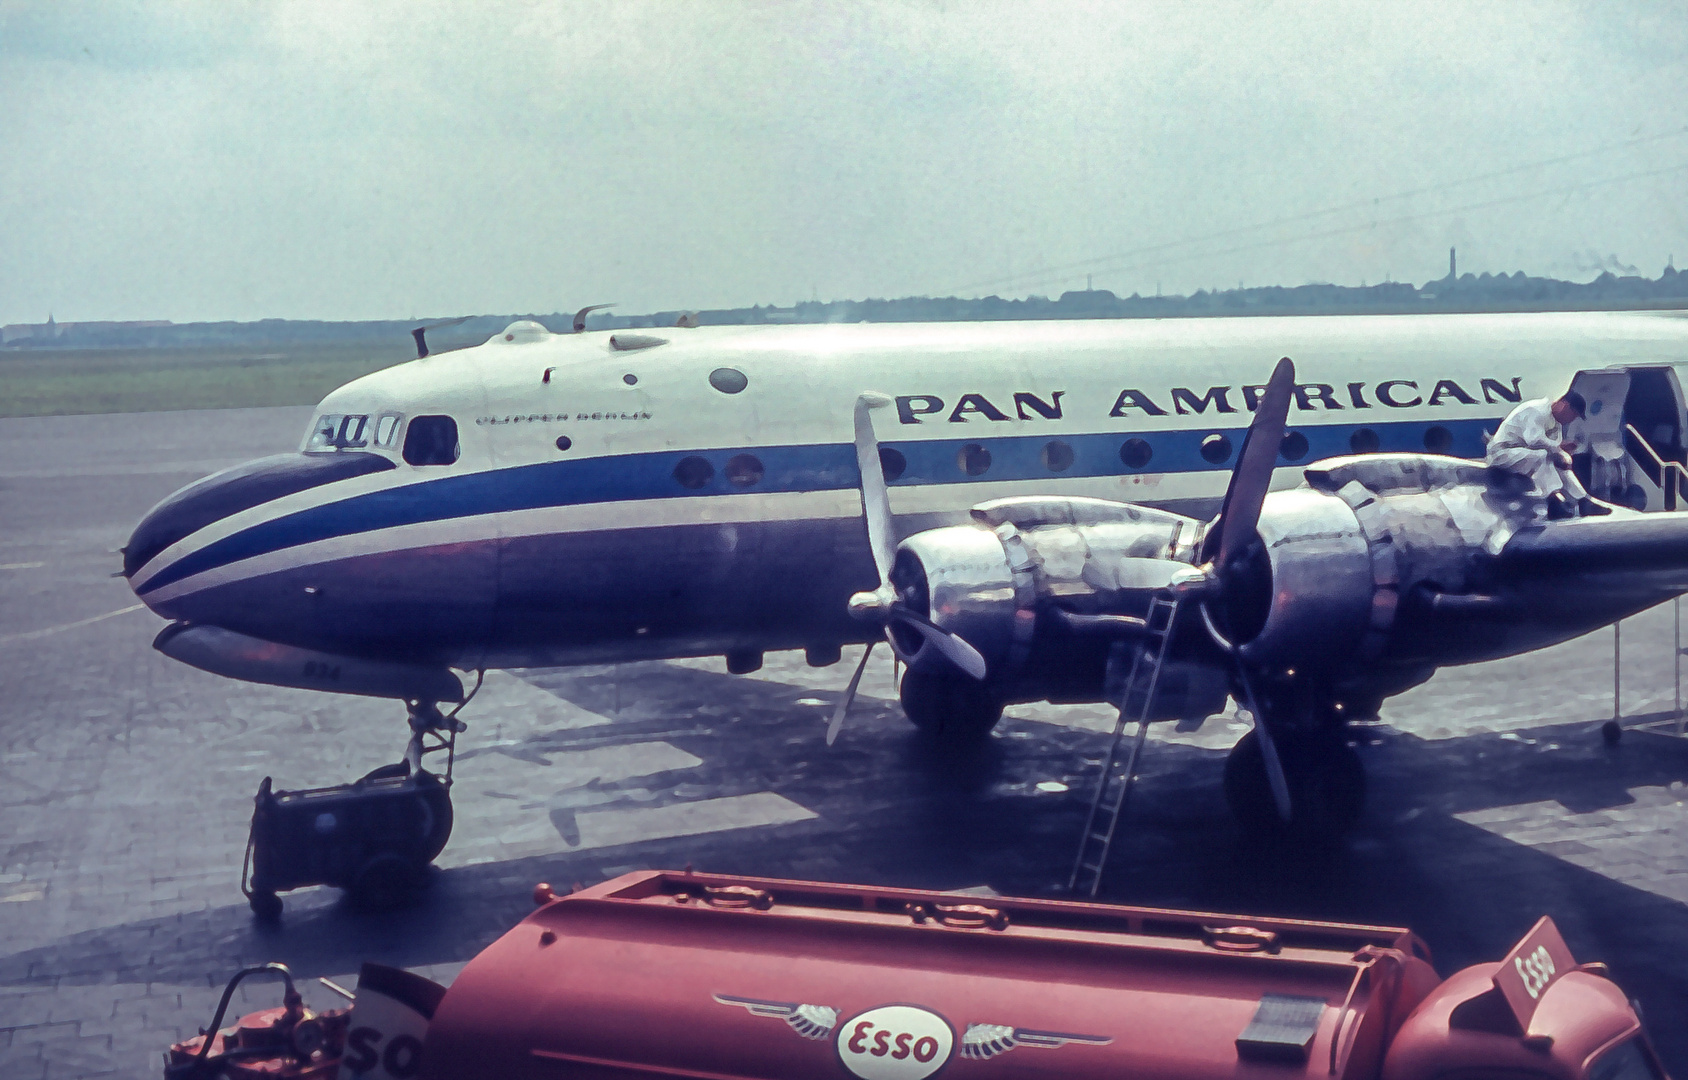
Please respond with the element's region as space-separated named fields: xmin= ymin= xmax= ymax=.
xmin=1624 ymin=423 xmax=1688 ymax=505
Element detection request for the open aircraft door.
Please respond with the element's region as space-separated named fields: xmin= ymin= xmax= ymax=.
xmin=1621 ymin=366 xmax=1688 ymax=510
xmin=1568 ymin=367 xmax=1687 ymax=511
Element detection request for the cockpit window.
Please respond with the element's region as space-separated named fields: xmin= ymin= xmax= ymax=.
xmin=373 ymin=413 xmax=402 ymax=448
xmin=403 ymin=415 xmax=460 ymax=466
xmin=305 ymin=414 xmax=372 ymax=451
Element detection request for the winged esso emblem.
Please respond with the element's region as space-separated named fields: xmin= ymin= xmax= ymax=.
xmin=712 ymin=994 xmax=839 ymax=1040
xmin=959 ymin=1022 xmax=1113 ymax=1059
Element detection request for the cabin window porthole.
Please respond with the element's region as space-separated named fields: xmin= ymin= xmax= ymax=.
xmin=673 ymin=456 xmax=714 ymax=489
xmin=709 ymin=367 xmax=749 ymax=394
xmin=958 ymin=443 xmax=992 ymax=476
xmin=1350 ymin=427 xmax=1381 ymax=454
xmin=402 ymin=415 xmax=460 ymax=466
xmin=1042 ymin=439 xmax=1074 ymax=472
xmin=1119 ymin=438 xmax=1152 ymax=469
xmin=623 ymin=373 xmax=638 ymax=386
xmin=1423 ymin=426 xmax=1453 ymax=454
xmin=725 ymin=454 xmax=764 ymax=487
xmin=1200 ymin=433 xmax=1233 ymax=465
xmin=1280 ymin=431 xmax=1309 ymax=462
xmin=879 ymin=446 xmax=907 ymax=482
xmin=555 ymin=435 xmax=572 ymax=452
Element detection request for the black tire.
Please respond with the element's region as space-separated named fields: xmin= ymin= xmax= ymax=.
xmin=412 ymin=772 xmax=454 ymax=862
xmin=899 ymin=670 xmax=1004 ymax=739
xmin=1601 ymin=719 xmax=1623 ymax=747
xmin=248 ymin=891 xmax=283 ymax=922
xmin=1223 ymin=729 xmax=1366 ymax=842
xmin=358 ymin=761 xmax=411 ymax=783
xmin=348 ymin=854 xmax=425 ymax=911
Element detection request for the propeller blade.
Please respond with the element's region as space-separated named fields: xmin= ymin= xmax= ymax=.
xmin=826 ymin=641 xmax=876 ymax=746
xmin=852 ymin=392 xmax=899 ymax=585
xmin=1235 ymin=668 xmax=1292 ymax=821
xmin=1212 ymin=357 xmax=1296 ymax=569
xmin=891 ymin=610 xmax=988 ymax=680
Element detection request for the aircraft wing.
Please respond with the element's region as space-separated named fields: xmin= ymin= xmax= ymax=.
xmin=1498 ymin=514 xmax=1688 ymax=577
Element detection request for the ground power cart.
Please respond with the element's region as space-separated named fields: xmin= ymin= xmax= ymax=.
xmin=242 ymin=764 xmax=452 ymax=919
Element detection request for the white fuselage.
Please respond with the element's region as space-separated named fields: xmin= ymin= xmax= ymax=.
xmin=126 ymin=311 xmax=1688 ymax=672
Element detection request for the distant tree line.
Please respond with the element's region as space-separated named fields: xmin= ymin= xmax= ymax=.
xmin=7 ymin=265 xmax=1685 ymax=350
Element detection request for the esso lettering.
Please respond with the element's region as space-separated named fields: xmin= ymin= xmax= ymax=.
xmin=1514 ymin=945 xmax=1557 ymax=999
xmin=383 ymin=1035 xmax=423 ymax=1079
xmin=340 ymin=1025 xmax=423 ymax=1078
xmin=836 ymin=1005 xmax=953 ymax=1080
xmin=343 ymin=1027 xmax=380 ymax=1073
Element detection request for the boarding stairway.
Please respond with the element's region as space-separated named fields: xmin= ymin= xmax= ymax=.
xmin=1068 ymin=596 xmax=1180 ymax=898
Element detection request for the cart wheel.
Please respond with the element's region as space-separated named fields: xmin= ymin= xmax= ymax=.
xmin=349 ymin=854 xmax=424 ymax=911
xmin=249 ymin=891 xmax=283 ymax=922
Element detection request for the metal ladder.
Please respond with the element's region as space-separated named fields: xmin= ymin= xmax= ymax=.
xmin=1068 ymin=595 xmax=1180 ymax=898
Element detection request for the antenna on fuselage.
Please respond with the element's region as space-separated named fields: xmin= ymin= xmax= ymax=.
xmin=572 ymin=304 xmax=614 ymax=333
xmin=410 ymin=316 xmax=471 ymax=359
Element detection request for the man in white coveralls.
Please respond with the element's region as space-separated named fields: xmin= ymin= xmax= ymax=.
xmin=1486 ymin=389 xmax=1611 ymax=518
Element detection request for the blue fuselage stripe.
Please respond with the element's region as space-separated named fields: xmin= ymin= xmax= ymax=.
xmin=138 ymin=417 xmax=1498 ymax=594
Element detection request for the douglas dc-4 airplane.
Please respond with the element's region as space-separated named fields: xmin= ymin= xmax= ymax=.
xmin=122 ymin=309 xmax=1688 ymax=884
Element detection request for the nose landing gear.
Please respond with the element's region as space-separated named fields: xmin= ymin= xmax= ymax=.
xmin=243 ymin=688 xmax=476 ymax=921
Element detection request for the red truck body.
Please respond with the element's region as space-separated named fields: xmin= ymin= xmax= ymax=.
xmin=407 ymin=870 xmax=1667 ymax=1080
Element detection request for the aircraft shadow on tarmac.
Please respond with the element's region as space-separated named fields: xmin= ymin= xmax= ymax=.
xmin=5 ymin=660 xmax=1688 ymax=1068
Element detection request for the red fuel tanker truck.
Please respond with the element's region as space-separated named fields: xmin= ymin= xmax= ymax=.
xmin=166 ymin=870 xmax=1669 ymax=1080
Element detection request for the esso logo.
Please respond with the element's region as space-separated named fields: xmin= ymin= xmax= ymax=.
xmin=1514 ymin=944 xmax=1557 ymax=1000
xmin=836 ymin=1005 xmax=954 ymax=1080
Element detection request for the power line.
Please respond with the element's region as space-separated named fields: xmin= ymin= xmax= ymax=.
xmin=947 ymin=125 xmax=1688 ymax=297
xmin=993 ymin=159 xmax=1688 ymax=295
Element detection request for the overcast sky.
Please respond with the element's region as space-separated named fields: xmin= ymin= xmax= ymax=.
xmin=2 ymin=1 xmax=1685 ymax=324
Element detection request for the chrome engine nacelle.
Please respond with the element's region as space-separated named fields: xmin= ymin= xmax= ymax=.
xmin=1201 ymin=454 xmax=1554 ymax=690
xmin=889 ymin=456 xmax=1552 ymax=713
xmin=889 ymin=526 xmax=1025 ymax=674
xmin=886 ymin=497 xmax=1218 ymax=715
xmin=1210 ymin=487 xmax=1376 ymax=676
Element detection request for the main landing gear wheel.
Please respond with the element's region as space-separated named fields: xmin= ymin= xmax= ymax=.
xmin=1223 ymin=729 xmax=1365 ymax=843
xmin=900 ymin=670 xmax=1004 ymax=741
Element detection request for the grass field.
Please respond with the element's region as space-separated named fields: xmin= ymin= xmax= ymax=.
xmin=0 ymin=342 xmax=421 ymax=418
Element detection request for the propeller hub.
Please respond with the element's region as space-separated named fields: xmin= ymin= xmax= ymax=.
xmin=847 ymin=588 xmax=896 ymax=622
xmin=1165 ymin=565 xmax=1215 ymax=596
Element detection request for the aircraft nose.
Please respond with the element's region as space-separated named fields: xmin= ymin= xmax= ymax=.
xmin=124 ymin=452 xmax=396 ymax=592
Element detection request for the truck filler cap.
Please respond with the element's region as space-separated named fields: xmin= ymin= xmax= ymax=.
xmin=1236 ymin=993 xmax=1330 ymax=1063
